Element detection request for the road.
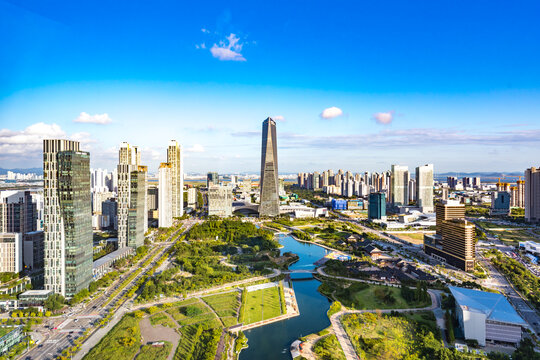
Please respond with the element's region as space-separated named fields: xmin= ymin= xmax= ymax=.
xmin=20 ymin=220 xmax=197 ymax=360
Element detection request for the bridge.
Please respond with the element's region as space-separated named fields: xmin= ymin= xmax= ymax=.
xmin=282 ymin=269 xmax=317 ymax=274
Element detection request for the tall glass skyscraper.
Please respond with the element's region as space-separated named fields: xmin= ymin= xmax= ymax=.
xmin=390 ymin=165 xmax=409 ymax=207
xmin=259 ymin=117 xmax=280 ymax=217
xmin=415 ymin=164 xmax=434 ymax=212
xmin=43 ymin=139 xmax=92 ymax=297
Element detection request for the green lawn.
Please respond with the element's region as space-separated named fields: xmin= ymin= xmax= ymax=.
xmin=477 ymin=221 xmax=524 ymax=229
xmin=201 ymin=291 xmax=240 ymax=327
xmin=492 ymin=229 xmax=539 ymax=244
xmin=320 ymin=281 xmax=431 ymax=310
xmin=83 ymin=314 xmax=141 ymax=360
xmin=149 ymin=312 xmax=177 ymax=328
xmin=242 ymin=286 xmax=284 ymax=324
xmin=137 ymin=341 xmax=172 ymax=360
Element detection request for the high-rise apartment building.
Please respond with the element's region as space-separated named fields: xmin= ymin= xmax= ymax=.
xmin=490 ymin=191 xmax=510 ymax=216
xmin=424 ymin=200 xmax=475 ymax=271
xmin=117 ymin=142 xmax=147 ymax=248
xmin=43 ymin=139 xmax=92 ymax=297
xmin=416 ymin=164 xmax=434 ymax=212
xmin=208 ymin=185 xmax=233 ymax=217
xmin=259 ymin=118 xmax=280 ymax=217
xmin=167 ymin=140 xmax=183 ymax=218
xmin=158 ymin=163 xmax=173 ymax=228
xmin=447 ymin=176 xmax=458 ymax=189
xmin=391 ymin=165 xmax=409 ymax=207
xmin=0 ymin=233 xmax=22 ymax=273
xmin=525 ymin=167 xmax=540 ymax=223
xmin=128 ymin=166 xmax=147 ymax=248
xmin=510 ymin=179 xmax=525 ymax=208
xmin=187 ymin=188 xmax=197 ymax=208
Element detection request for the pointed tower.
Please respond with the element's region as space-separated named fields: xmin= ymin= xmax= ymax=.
xmin=259 ymin=117 xmax=280 ymax=217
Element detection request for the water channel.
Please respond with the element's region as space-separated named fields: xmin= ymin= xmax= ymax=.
xmin=239 ymin=234 xmax=332 ymax=360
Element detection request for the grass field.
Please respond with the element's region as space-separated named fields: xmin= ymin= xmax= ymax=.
xmin=313 ymin=334 xmax=347 ymax=360
xmin=393 ymin=232 xmax=425 ymax=245
xmin=83 ymin=314 xmax=141 ymax=360
xmin=242 ymin=286 xmax=283 ymax=324
xmin=202 ymin=291 xmax=240 ymax=327
xmin=476 ymin=221 xmax=525 ymax=229
xmin=149 ymin=313 xmax=177 ymax=328
xmin=321 ymin=282 xmax=431 ymax=310
xmin=492 ymin=229 xmax=539 ymax=244
xmin=137 ymin=341 xmax=172 ymax=360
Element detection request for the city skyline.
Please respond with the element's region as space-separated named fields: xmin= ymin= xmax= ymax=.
xmin=2 ymin=1 xmax=540 ymax=173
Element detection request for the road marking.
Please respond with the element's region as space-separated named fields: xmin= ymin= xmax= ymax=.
xmin=45 ymin=339 xmax=59 ymax=344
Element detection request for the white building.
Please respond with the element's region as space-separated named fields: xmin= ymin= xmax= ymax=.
xmin=0 ymin=233 xmax=22 ymax=273
xmin=519 ymin=241 xmax=540 ymax=255
xmin=391 ymin=165 xmax=409 ymax=207
xmin=208 ymin=185 xmax=233 ymax=217
xmin=450 ymin=286 xmax=525 ymax=346
xmin=158 ymin=163 xmax=173 ymax=228
xmin=187 ymin=188 xmax=197 ymax=208
xmin=416 ymin=164 xmax=434 ymax=212
xmin=280 ymin=204 xmax=328 ymax=218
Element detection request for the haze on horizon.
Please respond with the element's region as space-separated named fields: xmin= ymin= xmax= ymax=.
xmin=1 ymin=1 xmax=539 ymax=174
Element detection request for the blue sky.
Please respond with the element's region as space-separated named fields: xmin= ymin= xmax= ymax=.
xmin=1 ymin=0 xmax=539 ymax=174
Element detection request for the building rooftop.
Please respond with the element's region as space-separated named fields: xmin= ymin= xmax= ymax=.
xmin=449 ymin=286 xmax=526 ymax=326
xmin=19 ymin=290 xmax=52 ymax=297
xmin=93 ymin=246 xmax=133 ymax=269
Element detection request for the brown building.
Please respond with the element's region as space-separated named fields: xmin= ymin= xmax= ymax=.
xmin=425 ymin=201 xmax=475 ymax=272
xmin=525 ymin=167 xmax=540 ymax=223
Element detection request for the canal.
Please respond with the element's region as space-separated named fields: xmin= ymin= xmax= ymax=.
xmin=239 ymin=234 xmax=332 ymax=360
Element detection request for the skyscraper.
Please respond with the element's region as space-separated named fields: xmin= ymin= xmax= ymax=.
xmin=416 ymin=164 xmax=434 ymax=212
xmin=259 ymin=117 xmax=280 ymax=217
xmin=167 ymin=140 xmax=183 ymax=218
xmin=525 ymin=167 xmax=540 ymax=223
xmin=207 ymin=172 xmax=219 ymax=187
xmin=128 ymin=166 xmax=147 ymax=248
xmin=368 ymin=192 xmax=386 ymax=220
xmin=43 ymin=139 xmax=93 ymax=297
xmin=158 ymin=163 xmax=173 ymax=228
xmin=391 ymin=165 xmax=409 ymax=207
xmin=117 ymin=142 xmax=147 ymax=248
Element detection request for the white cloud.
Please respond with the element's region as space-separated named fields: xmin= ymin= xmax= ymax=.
xmin=210 ymin=33 xmax=246 ymax=61
xmin=201 ymin=28 xmax=210 ymax=33
xmin=320 ymin=107 xmax=343 ymax=119
xmin=186 ymin=144 xmax=205 ymax=153
xmin=195 ymin=43 xmax=206 ymax=49
xmin=0 ymin=122 xmax=97 ymax=163
xmin=273 ymin=115 xmax=285 ymax=122
xmin=372 ymin=111 xmax=394 ymax=125
xmin=73 ymin=112 xmax=112 ymax=124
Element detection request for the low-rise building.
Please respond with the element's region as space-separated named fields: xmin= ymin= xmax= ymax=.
xmin=449 ymin=286 xmax=526 ymax=346
xmin=18 ymin=290 xmax=52 ymax=308
xmin=0 ymin=325 xmax=24 ymax=355
xmin=519 ymin=241 xmax=540 ymax=256
xmin=93 ymin=246 xmax=134 ymax=280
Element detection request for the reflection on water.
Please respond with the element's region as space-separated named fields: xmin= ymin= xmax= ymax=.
xmin=239 ymin=235 xmax=331 ymax=360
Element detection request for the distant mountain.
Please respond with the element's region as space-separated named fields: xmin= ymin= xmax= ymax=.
xmin=0 ymin=168 xmax=43 ymax=175
xmin=436 ymin=172 xmax=523 ymax=177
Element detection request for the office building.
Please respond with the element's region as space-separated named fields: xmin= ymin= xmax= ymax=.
xmin=102 ymin=199 xmax=118 ymax=230
xmin=167 ymin=140 xmax=184 ymax=218
xmin=331 ymin=199 xmax=347 ymax=210
xmin=43 ymin=139 xmax=93 ymax=297
xmin=525 ymin=167 xmax=540 ymax=223
xmin=441 ymin=186 xmax=449 ymax=200
xmin=473 ymin=177 xmax=481 ymax=188
xmin=449 ymin=286 xmax=525 ymax=346
xmin=208 ymin=185 xmax=233 ymax=217
xmin=408 ymin=179 xmax=416 ymax=203
xmin=259 ymin=117 xmax=280 ymax=217
xmin=128 ymin=166 xmax=147 ymax=248
xmin=23 ymin=231 xmax=44 ymax=271
xmin=368 ymin=192 xmax=386 ymax=220
xmin=0 ymin=191 xmax=37 ymax=235
xmin=424 ymin=201 xmax=475 ymax=271
xmin=187 ymin=188 xmax=197 ymax=208
xmin=415 ymin=164 xmax=434 ymax=212
xmin=207 ymin=172 xmax=219 ymax=187
xmin=117 ymin=142 xmax=147 ymax=248
xmin=158 ymin=163 xmax=173 ymax=228
xmin=447 ymin=176 xmax=458 ymax=189
xmin=490 ymin=191 xmax=510 ymax=216
xmin=0 ymin=233 xmax=22 ymax=273
xmin=391 ymin=165 xmax=409 ymax=207
xmin=147 ymin=186 xmax=158 ymax=211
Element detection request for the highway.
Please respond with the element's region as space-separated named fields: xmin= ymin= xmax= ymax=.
xmin=20 ymin=220 xmax=197 ymax=360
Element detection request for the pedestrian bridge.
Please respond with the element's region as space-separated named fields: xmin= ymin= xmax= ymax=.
xmin=282 ymin=269 xmax=317 ymax=274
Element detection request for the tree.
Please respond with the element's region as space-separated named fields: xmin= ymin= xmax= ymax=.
xmin=512 ymin=338 xmax=540 ymax=360
xmin=44 ymin=293 xmax=65 ymax=311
